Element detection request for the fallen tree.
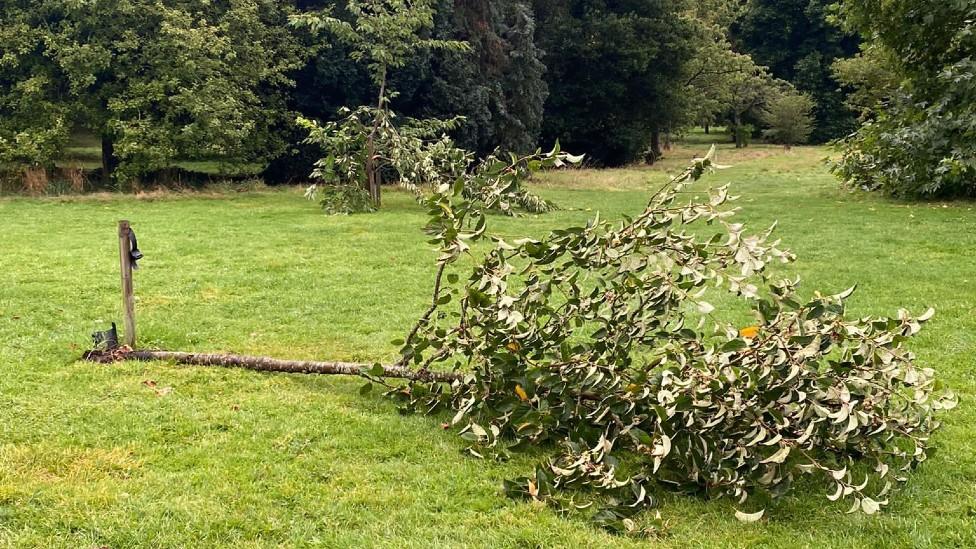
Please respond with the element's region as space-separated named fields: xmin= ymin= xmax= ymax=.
xmin=88 ymin=147 xmax=956 ymax=536
xmin=382 ymin=146 xmax=956 ymax=534
xmin=84 ymin=349 xmax=461 ymax=383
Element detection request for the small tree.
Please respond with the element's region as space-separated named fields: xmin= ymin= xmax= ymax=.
xmin=762 ymin=93 xmax=815 ymax=149
xmin=724 ymin=58 xmax=787 ymax=148
xmin=292 ymin=1 xmax=468 ymax=207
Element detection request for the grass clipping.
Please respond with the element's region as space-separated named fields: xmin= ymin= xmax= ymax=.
xmin=366 ymin=147 xmax=957 ymax=536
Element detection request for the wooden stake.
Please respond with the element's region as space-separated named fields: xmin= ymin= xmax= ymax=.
xmin=118 ymin=220 xmax=136 ymax=348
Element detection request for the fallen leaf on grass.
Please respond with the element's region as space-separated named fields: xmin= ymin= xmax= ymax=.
xmin=142 ymin=380 xmax=173 ymax=397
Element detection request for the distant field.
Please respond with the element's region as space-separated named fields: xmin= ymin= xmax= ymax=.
xmin=1 ymin=137 xmax=974 ymax=547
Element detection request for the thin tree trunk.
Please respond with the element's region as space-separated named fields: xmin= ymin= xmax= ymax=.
xmin=733 ymin=113 xmax=745 ymax=149
xmin=647 ymin=129 xmax=662 ymax=164
xmin=84 ymin=349 xmax=463 ymax=383
xmin=365 ymin=68 xmax=388 ymax=207
xmin=101 ymin=135 xmax=117 ymax=182
xmin=81 ymin=349 xmax=608 ymax=400
xmin=366 ymin=138 xmax=380 ymax=205
xmin=704 ymin=123 xmax=710 ymax=135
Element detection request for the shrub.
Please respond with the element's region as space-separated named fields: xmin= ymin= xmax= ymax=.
xmin=762 ymin=94 xmax=815 ymax=149
xmin=308 ymin=183 xmax=376 ymax=215
xmin=734 ymin=124 xmax=754 ymax=148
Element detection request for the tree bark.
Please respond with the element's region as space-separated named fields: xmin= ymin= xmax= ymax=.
xmin=704 ymin=123 xmax=710 ymax=135
xmin=733 ymin=113 xmax=745 ymax=149
xmin=101 ymin=135 xmax=117 ymax=182
xmin=366 ymin=137 xmax=381 ymax=205
xmin=365 ymin=68 xmax=388 ymax=207
xmin=646 ymin=129 xmax=663 ymax=165
xmin=83 ymin=349 xmax=462 ymax=383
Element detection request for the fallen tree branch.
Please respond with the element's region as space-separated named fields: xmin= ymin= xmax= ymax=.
xmin=83 ymin=349 xmax=463 ymax=383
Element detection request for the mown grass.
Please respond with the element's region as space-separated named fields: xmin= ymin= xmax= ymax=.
xmin=1 ymin=136 xmax=974 ymax=548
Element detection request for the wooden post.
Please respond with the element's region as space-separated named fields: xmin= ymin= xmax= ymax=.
xmin=118 ymin=220 xmax=136 ymax=348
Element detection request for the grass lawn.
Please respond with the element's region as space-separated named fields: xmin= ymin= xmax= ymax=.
xmin=1 ymin=138 xmax=974 ymax=547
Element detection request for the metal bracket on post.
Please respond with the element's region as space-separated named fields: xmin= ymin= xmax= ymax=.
xmin=118 ymin=220 xmax=137 ymax=348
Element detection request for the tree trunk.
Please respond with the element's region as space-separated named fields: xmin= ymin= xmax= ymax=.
xmin=365 ymin=69 xmax=388 ymax=208
xmin=82 ymin=348 xmax=606 ymax=400
xmin=366 ymin=136 xmax=381 ymax=206
xmin=646 ymin=129 xmax=663 ymax=164
xmin=101 ymin=136 xmax=117 ymax=182
xmin=704 ymin=123 xmax=710 ymax=135
xmin=84 ymin=349 xmax=463 ymax=383
xmin=733 ymin=114 xmax=745 ymax=149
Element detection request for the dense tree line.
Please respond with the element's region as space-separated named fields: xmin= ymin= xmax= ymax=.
xmin=731 ymin=0 xmax=859 ymax=143
xmin=1 ymin=0 xmax=876 ymax=183
xmin=0 ymin=0 xmax=302 ymax=182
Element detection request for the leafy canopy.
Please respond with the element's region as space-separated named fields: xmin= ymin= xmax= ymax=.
xmin=532 ymin=0 xmax=696 ymax=166
xmin=0 ymin=0 xmax=302 ymax=180
xmin=731 ymin=0 xmax=859 ymax=142
xmin=762 ymin=93 xmax=815 ymax=148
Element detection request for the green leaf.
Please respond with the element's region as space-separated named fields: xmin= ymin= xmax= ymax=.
xmin=721 ymin=339 xmax=748 ymax=352
xmin=629 ymin=428 xmax=653 ymax=446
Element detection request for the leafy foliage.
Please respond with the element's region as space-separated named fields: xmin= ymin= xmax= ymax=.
xmin=371 ymin=148 xmax=955 ymax=534
xmin=731 ymin=0 xmax=859 ymax=142
xmin=762 ymin=93 xmax=815 ymax=148
xmin=532 ymin=0 xmax=696 ymax=166
xmin=679 ymin=1 xmax=797 ymax=150
xmin=831 ymin=1 xmax=976 ymax=198
xmin=423 ymin=0 xmax=548 ymax=157
xmin=300 ymin=105 xmax=563 ymax=215
xmin=312 ymin=183 xmax=377 ymax=215
xmin=0 ymin=0 xmax=302 ymax=180
xmin=299 ymin=105 xmax=463 ymax=212
xmin=830 ymin=44 xmax=901 ymax=118
xmin=292 ymin=0 xmax=468 ymax=206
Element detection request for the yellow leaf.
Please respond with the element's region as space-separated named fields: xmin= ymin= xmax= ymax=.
xmin=739 ymin=326 xmax=760 ymax=339
xmin=506 ymin=341 xmax=521 ymax=352
xmin=515 ymin=384 xmax=529 ymax=402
